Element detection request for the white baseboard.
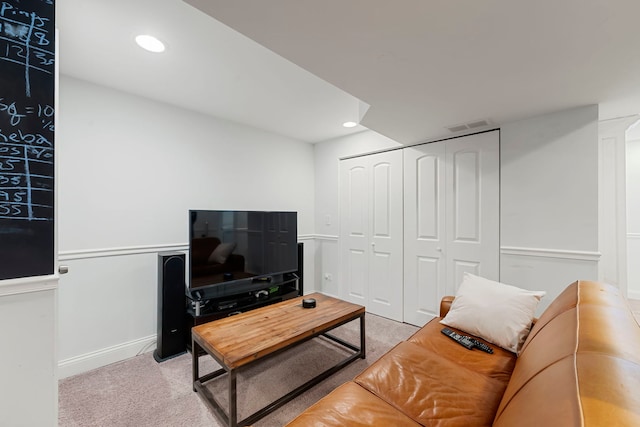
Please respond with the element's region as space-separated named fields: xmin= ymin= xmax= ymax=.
xmin=58 ymin=335 xmax=157 ymax=379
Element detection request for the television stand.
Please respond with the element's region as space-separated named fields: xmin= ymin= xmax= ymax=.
xmin=185 ymin=276 xmax=300 ymax=349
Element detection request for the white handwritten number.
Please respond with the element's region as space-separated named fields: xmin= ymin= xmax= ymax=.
xmin=0 ymin=175 xmax=22 ymax=185
xmin=0 ymin=145 xmax=21 ymax=156
xmin=34 ymin=51 xmax=53 ymax=66
xmin=0 ymin=203 xmax=22 ymax=217
xmin=0 ymin=158 xmax=21 ymax=171
xmin=0 ymin=98 xmax=27 ymax=126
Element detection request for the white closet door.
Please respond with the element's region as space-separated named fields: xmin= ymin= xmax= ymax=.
xmin=445 ymin=131 xmax=500 ymax=295
xmin=403 ymin=130 xmax=499 ymax=326
xmin=339 ymin=150 xmax=403 ymax=321
xmin=403 ymin=143 xmax=446 ymax=325
xmin=368 ymin=151 xmax=403 ymax=320
xmin=339 ymin=158 xmax=369 ymax=307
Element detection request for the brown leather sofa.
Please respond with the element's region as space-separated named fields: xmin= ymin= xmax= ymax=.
xmin=285 ymin=280 xmax=640 ymax=426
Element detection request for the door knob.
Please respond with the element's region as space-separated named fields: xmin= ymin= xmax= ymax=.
xmin=59 ymin=265 xmax=69 ymax=274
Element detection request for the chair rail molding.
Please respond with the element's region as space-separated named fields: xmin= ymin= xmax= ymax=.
xmin=312 ymin=234 xmax=339 ymax=241
xmin=58 ymin=243 xmax=188 ymax=261
xmin=500 ymin=246 xmax=601 ymax=262
xmin=297 ymin=234 xmax=317 ymax=241
xmin=0 ymin=275 xmax=58 ymax=297
xmin=59 ymin=234 xmax=326 ymax=261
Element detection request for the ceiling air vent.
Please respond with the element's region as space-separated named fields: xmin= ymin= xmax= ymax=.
xmin=467 ymin=120 xmax=490 ymax=128
xmin=446 ymin=124 xmax=469 ymax=133
xmin=446 ymin=119 xmax=492 ymax=133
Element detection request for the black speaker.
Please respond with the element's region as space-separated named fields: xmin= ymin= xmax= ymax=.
xmin=154 ymin=252 xmax=187 ymax=362
xmin=297 ymin=242 xmax=304 ymax=295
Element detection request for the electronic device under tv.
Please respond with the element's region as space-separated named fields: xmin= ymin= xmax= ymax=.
xmin=188 ymin=210 xmax=298 ymax=300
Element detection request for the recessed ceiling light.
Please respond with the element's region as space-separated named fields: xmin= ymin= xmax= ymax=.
xmin=343 ymin=121 xmax=358 ymax=128
xmin=135 ymin=34 xmax=165 ymax=53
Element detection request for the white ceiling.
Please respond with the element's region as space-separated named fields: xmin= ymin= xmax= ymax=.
xmin=59 ymin=0 xmax=640 ymax=145
xmin=57 ymin=0 xmax=366 ymax=143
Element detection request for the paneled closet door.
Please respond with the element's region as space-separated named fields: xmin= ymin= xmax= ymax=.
xmin=403 ymin=131 xmax=500 ymax=326
xmin=445 ymin=132 xmax=500 ymax=295
xmin=340 ymin=150 xmax=404 ymax=321
xmin=369 ymin=151 xmax=404 ymax=320
xmin=340 ymin=158 xmax=369 ymax=308
xmin=403 ymin=143 xmax=447 ymax=326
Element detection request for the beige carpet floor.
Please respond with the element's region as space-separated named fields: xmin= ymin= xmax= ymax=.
xmin=629 ymin=298 xmax=640 ymax=323
xmin=59 ymin=313 xmax=419 ymax=427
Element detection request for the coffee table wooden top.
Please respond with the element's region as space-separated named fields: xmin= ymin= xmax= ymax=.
xmin=192 ymin=293 xmax=365 ymax=369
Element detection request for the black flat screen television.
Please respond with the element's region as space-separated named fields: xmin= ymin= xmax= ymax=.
xmin=188 ymin=210 xmax=298 ymax=299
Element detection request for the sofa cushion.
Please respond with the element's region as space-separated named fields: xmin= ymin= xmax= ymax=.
xmin=408 ymin=317 xmax=516 ymax=383
xmin=571 ymin=354 xmax=640 ymax=426
xmin=354 ymin=341 xmax=510 ymax=426
xmin=517 ymin=281 xmax=579 ymax=354
xmin=495 ymin=307 xmax=579 ymax=413
xmin=494 ymin=354 xmax=640 ymax=427
xmin=284 ymin=381 xmax=422 ymax=427
xmin=440 ymin=273 xmax=545 ymax=353
xmin=494 ymin=280 xmax=640 ymax=427
xmin=493 ymin=356 xmax=584 ymax=426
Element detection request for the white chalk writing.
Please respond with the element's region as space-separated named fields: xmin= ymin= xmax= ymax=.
xmin=0 ymin=1 xmax=54 ymax=97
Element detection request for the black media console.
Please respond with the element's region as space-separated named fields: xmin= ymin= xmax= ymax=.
xmin=185 ymin=274 xmax=301 ymax=347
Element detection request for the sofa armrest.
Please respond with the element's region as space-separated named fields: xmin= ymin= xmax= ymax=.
xmin=439 ymin=296 xmax=455 ymax=318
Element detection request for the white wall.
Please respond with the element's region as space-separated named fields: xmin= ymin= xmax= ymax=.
xmin=315 ymin=106 xmax=601 ymax=317
xmin=627 ymin=132 xmax=640 ymax=299
xmin=55 ymin=80 xmax=603 ymax=377
xmin=500 ymin=105 xmax=600 ymax=312
xmin=313 ymin=131 xmax=402 ymax=297
xmin=57 ymin=76 xmax=315 ymax=377
xmin=0 ymin=281 xmax=57 ymax=427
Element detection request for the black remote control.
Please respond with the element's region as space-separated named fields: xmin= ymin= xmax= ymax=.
xmin=441 ymin=327 xmax=475 ymax=350
xmin=468 ymin=337 xmax=494 ymax=354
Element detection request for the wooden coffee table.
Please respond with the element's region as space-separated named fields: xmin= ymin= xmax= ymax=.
xmin=192 ymin=292 xmax=366 ymax=427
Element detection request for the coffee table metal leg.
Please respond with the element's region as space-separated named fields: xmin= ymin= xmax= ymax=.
xmin=192 ymin=339 xmax=199 ymax=392
xmin=229 ymin=370 xmax=237 ymax=427
xmin=360 ymin=314 xmax=366 ymax=359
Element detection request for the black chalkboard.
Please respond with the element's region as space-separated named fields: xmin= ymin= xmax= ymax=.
xmin=0 ymin=0 xmax=55 ymax=280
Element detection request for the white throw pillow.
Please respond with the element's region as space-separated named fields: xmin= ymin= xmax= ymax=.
xmin=440 ymin=273 xmax=545 ymax=354
xmin=208 ymin=242 xmax=236 ymax=264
